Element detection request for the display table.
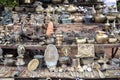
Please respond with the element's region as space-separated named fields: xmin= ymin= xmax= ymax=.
xmin=0 ymin=44 xmax=119 ymax=58
xmin=0 ymin=66 xmax=120 ymax=79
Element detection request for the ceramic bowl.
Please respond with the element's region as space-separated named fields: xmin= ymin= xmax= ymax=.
xmin=87 ymin=39 xmax=95 ymax=43
xmin=94 ymin=15 xmax=106 ymax=23
xmin=81 ymin=57 xmax=94 ymax=65
xmin=59 ymin=57 xmax=69 ymax=65
xmin=108 ymin=37 xmax=117 ymax=43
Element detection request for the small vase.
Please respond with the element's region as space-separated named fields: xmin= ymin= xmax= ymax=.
xmin=91 ymin=5 xmax=96 ymax=15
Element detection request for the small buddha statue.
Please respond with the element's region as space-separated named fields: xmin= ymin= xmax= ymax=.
xmin=46 ymin=21 xmax=54 ymax=37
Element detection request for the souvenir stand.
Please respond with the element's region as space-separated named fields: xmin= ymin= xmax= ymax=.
xmin=0 ymin=0 xmax=120 ymax=80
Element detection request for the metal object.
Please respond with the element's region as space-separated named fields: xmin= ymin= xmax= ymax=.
xmin=56 ymin=34 xmax=63 ymax=46
xmin=34 ymin=55 xmax=43 ymax=69
xmin=44 ymin=44 xmax=59 ymax=72
xmin=61 ymin=46 xmax=71 ymax=57
xmin=17 ymin=45 xmax=25 ymax=56
xmin=72 ymin=57 xmax=78 ymax=68
xmin=16 ymin=56 xmax=25 ymax=66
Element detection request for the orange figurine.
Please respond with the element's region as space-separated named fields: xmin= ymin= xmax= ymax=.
xmin=46 ymin=21 xmax=54 ymax=37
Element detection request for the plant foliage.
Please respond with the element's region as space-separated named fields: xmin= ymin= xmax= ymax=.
xmin=0 ymin=0 xmax=18 ymax=8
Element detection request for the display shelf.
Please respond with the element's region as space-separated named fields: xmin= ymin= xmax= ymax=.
xmin=41 ymin=2 xmax=103 ymax=6
xmin=0 ymin=66 xmax=120 ymax=79
xmin=0 ymin=44 xmax=120 ymax=49
xmin=1 ymin=1 xmax=120 ymax=80
xmin=0 ymin=43 xmax=119 ymax=58
xmin=14 ymin=78 xmax=120 ymax=80
xmin=19 ymin=1 xmax=103 ymax=6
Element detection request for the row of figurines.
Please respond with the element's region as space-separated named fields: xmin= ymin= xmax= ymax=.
xmin=2 ymin=53 xmax=120 ymax=78
xmin=0 ymin=23 xmax=119 ymax=45
xmin=0 ymin=27 xmax=119 ymax=46
xmin=20 ymin=0 xmax=102 ymax=4
xmin=27 ymin=57 xmax=120 ymax=78
xmin=17 ymin=1 xmax=111 ymax=13
xmin=0 ymin=44 xmax=120 ymax=78
xmin=1 ymin=2 xmax=120 ymax=25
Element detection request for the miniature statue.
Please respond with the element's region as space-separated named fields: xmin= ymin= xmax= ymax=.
xmin=46 ymin=21 xmax=54 ymax=37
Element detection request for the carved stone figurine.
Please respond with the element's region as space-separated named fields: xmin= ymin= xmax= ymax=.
xmin=46 ymin=21 xmax=54 ymax=37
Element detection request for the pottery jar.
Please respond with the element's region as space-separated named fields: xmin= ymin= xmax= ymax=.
xmin=91 ymin=5 xmax=96 ymax=15
xmin=46 ymin=5 xmax=54 ymax=13
xmin=16 ymin=56 xmax=25 ymax=66
xmin=36 ymin=3 xmax=44 ymax=12
xmin=117 ymin=13 xmax=120 ymax=23
xmin=73 ymin=16 xmax=83 ymax=23
xmin=34 ymin=55 xmax=43 ymax=68
xmin=106 ymin=15 xmax=116 ymax=21
xmin=71 ymin=57 xmax=78 ymax=68
xmin=95 ymin=31 xmax=108 ymax=44
xmin=104 ymin=20 xmax=110 ymax=30
xmin=94 ymin=13 xmax=106 ymax=23
xmin=84 ymin=14 xmax=93 ymax=23
xmin=108 ymin=37 xmax=117 ymax=43
xmin=67 ymin=4 xmax=77 ymax=13
xmin=5 ymin=54 xmax=14 ymax=65
xmin=69 ymin=14 xmax=75 ymax=21
xmin=81 ymin=57 xmax=94 ymax=65
xmin=76 ymin=37 xmax=87 ymax=44
xmin=59 ymin=57 xmax=69 ymax=65
xmin=56 ymin=6 xmax=62 ymax=12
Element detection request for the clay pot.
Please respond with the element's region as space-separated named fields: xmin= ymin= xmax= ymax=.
xmin=117 ymin=14 xmax=120 ymax=23
xmin=16 ymin=56 xmax=25 ymax=66
xmin=87 ymin=39 xmax=95 ymax=43
xmin=104 ymin=20 xmax=110 ymax=30
xmin=56 ymin=6 xmax=65 ymax=12
xmin=95 ymin=4 xmax=104 ymax=10
xmin=81 ymin=57 xmax=94 ymax=65
xmin=5 ymin=54 xmax=14 ymax=65
xmin=95 ymin=31 xmax=108 ymax=44
xmin=91 ymin=5 xmax=96 ymax=15
xmin=76 ymin=37 xmax=87 ymax=44
xmin=59 ymin=57 xmax=69 ymax=65
xmin=67 ymin=4 xmax=78 ymax=13
xmin=73 ymin=16 xmax=83 ymax=22
xmin=36 ymin=3 xmax=44 ymax=12
xmin=108 ymin=37 xmax=117 ymax=43
xmin=69 ymin=15 xmax=75 ymax=20
xmin=94 ymin=14 xmax=106 ymax=23
xmin=46 ymin=5 xmax=54 ymax=13
xmin=106 ymin=15 xmax=116 ymax=21
xmin=117 ymin=14 xmax=120 ymax=19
